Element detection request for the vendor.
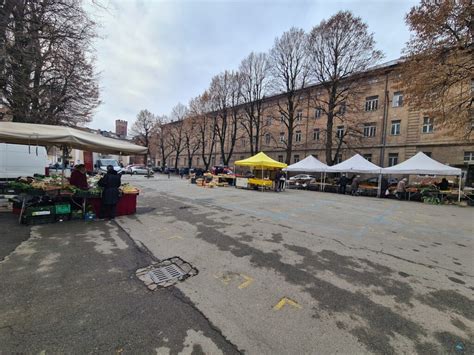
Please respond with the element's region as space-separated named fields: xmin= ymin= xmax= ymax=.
xmin=69 ymin=164 xmax=88 ymax=190
xmin=437 ymin=178 xmax=449 ymax=190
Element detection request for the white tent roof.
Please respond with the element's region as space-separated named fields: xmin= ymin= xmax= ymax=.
xmin=0 ymin=121 xmax=147 ymax=155
xmin=381 ymin=152 xmax=461 ymax=176
xmin=327 ymin=154 xmax=381 ymax=173
xmin=283 ymin=155 xmax=330 ymax=172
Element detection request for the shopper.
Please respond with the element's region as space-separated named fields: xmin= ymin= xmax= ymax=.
xmin=338 ymin=174 xmax=348 ymax=194
xmin=279 ymin=171 xmax=286 ymax=191
xmin=380 ymin=177 xmax=389 ymax=198
xmin=351 ymin=175 xmax=360 ymax=195
xmin=98 ymin=165 xmax=121 ymax=220
xmin=396 ymin=178 xmax=408 ymax=200
xmin=69 ymin=164 xmax=88 ymax=190
xmin=437 ymin=178 xmax=449 ymax=190
xmin=274 ymin=171 xmax=281 ymax=192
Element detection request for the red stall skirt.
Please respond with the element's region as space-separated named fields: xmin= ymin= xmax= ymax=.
xmin=88 ymin=194 xmax=138 ymax=217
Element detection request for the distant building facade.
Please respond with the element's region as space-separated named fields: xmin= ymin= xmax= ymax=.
xmin=166 ymin=60 xmax=474 ymax=184
xmin=115 ymin=119 xmax=128 ymax=139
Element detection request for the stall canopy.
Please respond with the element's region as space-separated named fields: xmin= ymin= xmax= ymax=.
xmin=235 ymin=152 xmax=287 ymax=169
xmin=327 ymin=154 xmax=381 ymax=174
xmin=0 ymin=121 xmax=148 ymax=155
xmin=283 ymin=155 xmax=329 ymax=172
xmin=381 ymin=152 xmax=461 ymax=176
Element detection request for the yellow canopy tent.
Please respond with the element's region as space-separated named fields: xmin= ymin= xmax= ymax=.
xmin=235 ymin=152 xmax=287 ymax=169
xmin=235 ymin=152 xmax=287 ymax=188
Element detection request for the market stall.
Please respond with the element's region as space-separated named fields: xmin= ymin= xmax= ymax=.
xmin=0 ymin=122 xmax=147 ymax=224
xmin=234 ymin=152 xmax=287 ymax=190
xmin=327 ymin=154 xmax=382 ymax=196
xmin=381 ymin=152 xmax=463 ymax=202
xmin=283 ymin=155 xmax=330 ymax=190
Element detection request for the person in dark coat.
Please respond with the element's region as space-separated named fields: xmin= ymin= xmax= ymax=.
xmin=274 ymin=170 xmax=281 ymax=192
xmin=380 ymin=177 xmax=389 ymax=198
xmin=338 ymin=174 xmax=348 ymax=194
xmin=437 ymin=178 xmax=449 ymax=190
xmin=69 ymin=164 xmax=88 ymax=190
xmin=98 ymin=165 xmax=121 ymax=220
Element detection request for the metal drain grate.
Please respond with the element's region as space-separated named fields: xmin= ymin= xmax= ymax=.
xmin=138 ymin=256 xmax=199 ymax=289
xmin=148 ymin=264 xmax=186 ymax=284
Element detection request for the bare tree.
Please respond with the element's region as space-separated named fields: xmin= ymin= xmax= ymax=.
xmin=400 ymin=0 xmax=473 ymax=137
xmin=307 ymin=11 xmax=383 ymax=165
xmin=190 ymin=92 xmax=217 ymax=171
xmin=269 ymin=27 xmax=310 ymax=165
xmin=0 ymin=0 xmax=99 ymax=125
xmin=131 ymin=109 xmax=158 ymax=164
xmin=183 ymin=115 xmax=201 ymax=169
xmin=210 ymin=71 xmax=241 ymax=166
xmin=156 ymin=115 xmax=172 ymax=169
xmin=239 ymin=52 xmax=270 ymax=155
xmin=168 ymin=103 xmax=187 ymax=169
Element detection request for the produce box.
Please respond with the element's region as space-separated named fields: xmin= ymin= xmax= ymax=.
xmin=23 ymin=215 xmax=55 ymax=225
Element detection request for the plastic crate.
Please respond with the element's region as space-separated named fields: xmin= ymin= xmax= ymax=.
xmin=23 ymin=214 xmax=55 ymax=225
xmin=25 ymin=205 xmax=54 ymax=217
xmin=55 ymin=203 xmax=71 ymax=215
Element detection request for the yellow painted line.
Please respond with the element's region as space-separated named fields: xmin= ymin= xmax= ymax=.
xmin=214 ymin=274 xmax=232 ymax=285
xmin=238 ymin=274 xmax=254 ymax=289
xmin=273 ymin=297 xmax=302 ymax=310
xmin=167 ymin=235 xmax=183 ymax=240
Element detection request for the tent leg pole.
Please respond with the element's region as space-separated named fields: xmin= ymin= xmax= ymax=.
xmin=458 ymin=174 xmax=462 ymax=203
xmin=377 ymin=174 xmax=382 ymax=198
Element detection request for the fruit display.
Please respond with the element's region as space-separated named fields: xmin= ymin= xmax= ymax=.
xmin=120 ymin=183 xmax=140 ymax=194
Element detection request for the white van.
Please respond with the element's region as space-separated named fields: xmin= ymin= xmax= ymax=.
xmin=0 ymin=143 xmax=48 ymax=179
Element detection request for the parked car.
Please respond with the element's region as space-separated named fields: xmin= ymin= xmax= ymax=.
xmin=164 ymin=167 xmax=177 ymax=174
xmin=192 ymin=168 xmax=205 ymax=177
xmin=289 ymin=174 xmax=316 ymax=184
xmin=179 ymin=167 xmax=190 ymax=176
xmin=151 ymin=166 xmax=162 ymax=172
xmin=126 ymin=165 xmax=152 ymax=175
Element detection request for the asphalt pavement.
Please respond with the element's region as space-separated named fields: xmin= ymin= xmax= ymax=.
xmin=0 ymin=214 xmax=240 ymax=354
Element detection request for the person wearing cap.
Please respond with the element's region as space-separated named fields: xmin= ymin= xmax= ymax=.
xmin=98 ymin=165 xmax=122 ymax=220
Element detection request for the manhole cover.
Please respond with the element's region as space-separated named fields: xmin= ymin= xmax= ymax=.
xmin=136 ymin=256 xmax=198 ymax=290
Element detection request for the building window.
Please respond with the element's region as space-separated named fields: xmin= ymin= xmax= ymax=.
xmin=279 ymin=132 xmax=285 ymax=143
xmin=241 ymin=138 xmax=247 ymax=146
xmin=211 ymin=156 xmax=216 ymax=165
xmin=196 ymin=157 xmax=200 ymax=166
xmin=265 ymin=133 xmax=271 ymax=145
xmin=295 ymin=131 xmax=302 ymax=142
xmin=280 ymin=115 xmax=285 ymax=123
xmin=363 ymin=123 xmax=376 ymax=137
xmin=388 ymin=153 xmax=399 ymax=166
xmin=422 ymin=117 xmax=434 ymax=133
xmin=363 ymin=153 xmax=372 ymax=162
xmin=391 ymin=120 xmax=401 ymax=135
xmin=314 ymin=107 xmax=322 ymax=119
xmin=423 ymin=151 xmax=432 ymax=157
xmin=365 ymin=95 xmax=379 ymax=111
xmin=464 ymin=151 xmax=474 ymax=162
xmin=336 ymin=125 xmax=344 ymax=139
xmin=278 ymin=155 xmax=284 ymax=162
xmin=335 ymin=154 xmax=342 ymax=164
xmin=338 ymin=102 xmax=346 ymax=115
xmin=293 ymin=155 xmax=300 ymax=163
xmin=296 ymin=111 xmax=303 ymax=121
xmin=313 ymin=128 xmax=320 ymax=141
xmin=266 ymin=116 xmax=273 ymax=126
xmin=392 ymin=92 xmax=403 ymax=107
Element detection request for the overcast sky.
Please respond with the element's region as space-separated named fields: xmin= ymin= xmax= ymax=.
xmin=88 ymin=0 xmax=418 ymax=132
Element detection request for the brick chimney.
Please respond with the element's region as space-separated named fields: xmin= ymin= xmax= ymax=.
xmin=115 ymin=119 xmax=128 ymax=138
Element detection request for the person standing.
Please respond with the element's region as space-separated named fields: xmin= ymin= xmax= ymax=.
xmin=279 ymin=171 xmax=286 ymax=191
xmin=351 ymin=175 xmax=360 ymax=195
xmin=338 ymin=174 xmax=348 ymax=194
xmin=396 ymin=178 xmax=408 ymax=200
xmin=98 ymin=165 xmax=122 ymax=220
xmin=69 ymin=164 xmax=88 ymax=190
xmin=274 ymin=170 xmax=281 ymax=192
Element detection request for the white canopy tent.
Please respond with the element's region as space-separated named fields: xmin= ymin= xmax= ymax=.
xmin=327 ymin=154 xmax=382 ymax=174
xmin=382 ymin=152 xmax=462 ymax=201
xmin=283 ymin=155 xmax=330 ymax=191
xmin=283 ymin=155 xmax=330 ymax=172
xmin=381 ymin=152 xmax=461 ymax=176
xmin=0 ymin=121 xmax=148 ymax=155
